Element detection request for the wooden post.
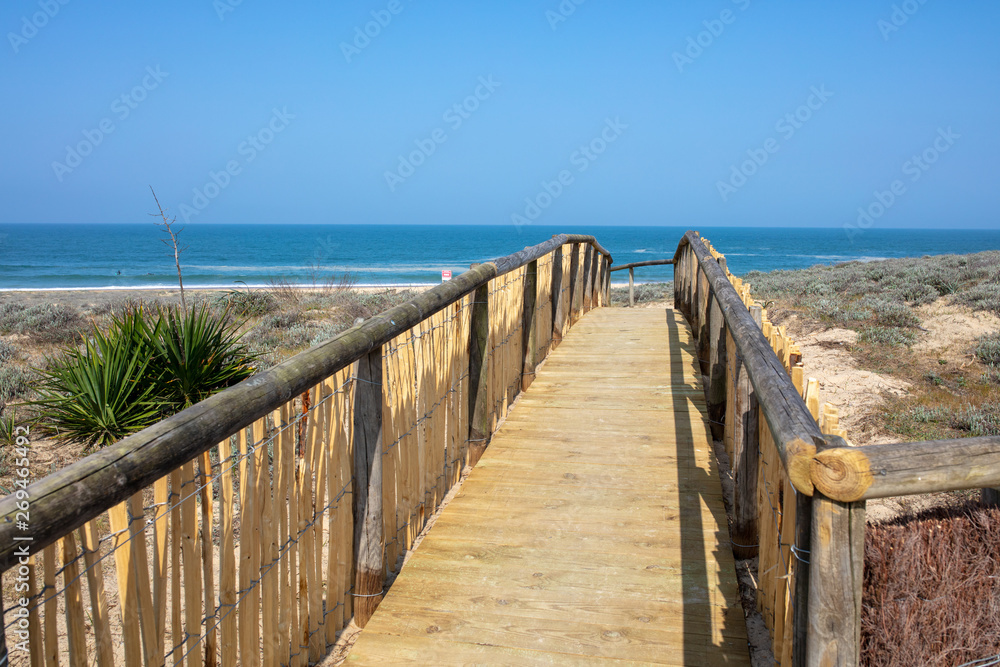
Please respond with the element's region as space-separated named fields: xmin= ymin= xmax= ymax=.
xmin=550 ymin=246 xmax=565 ymax=349
xmin=678 ymin=248 xmax=690 ymax=315
xmin=982 ymin=488 xmax=1000 ymax=507
xmin=0 ymin=598 xmax=7 ymax=667
xmin=674 ymin=250 xmax=684 ymax=312
xmin=591 ymin=254 xmax=599 ymax=307
xmin=352 ymin=348 xmax=384 ymax=628
xmin=687 ymin=247 xmax=696 ymax=319
xmin=628 ymin=267 xmax=634 ymax=307
xmin=732 ymin=304 xmax=761 ymax=560
xmin=696 ymin=261 xmax=711 ymax=375
xmin=793 ymin=490 xmax=813 ymax=667
xmin=592 ymin=253 xmax=602 ymax=307
xmin=569 ymin=243 xmax=582 ymax=322
xmin=581 ymin=245 xmax=593 ymax=313
xmin=807 ymin=490 xmax=865 ymax=667
xmin=706 ymin=257 xmax=727 ymax=440
xmin=468 ymin=282 xmax=490 ymax=465
xmin=522 ymin=259 xmax=538 ymax=391
xmin=604 ymin=257 xmax=611 ymax=306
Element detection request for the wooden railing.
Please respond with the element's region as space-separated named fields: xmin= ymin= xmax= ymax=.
xmin=675 ymin=230 xmax=1000 ymax=667
xmin=608 ymin=259 xmax=675 ymax=307
xmin=0 ymin=235 xmax=611 ymax=666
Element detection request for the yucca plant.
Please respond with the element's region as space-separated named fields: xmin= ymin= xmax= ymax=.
xmin=145 ymin=304 xmax=257 ymax=412
xmin=33 ymin=310 xmax=162 ymax=449
xmin=34 ymin=305 xmax=256 ymax=449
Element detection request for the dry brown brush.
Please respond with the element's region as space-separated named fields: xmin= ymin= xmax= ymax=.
xmin=862 ymin=503 xmax=1000 ymax=666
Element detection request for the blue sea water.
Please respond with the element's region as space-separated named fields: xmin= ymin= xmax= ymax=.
xmin=1 ymin=223 xmax=999 ymax=290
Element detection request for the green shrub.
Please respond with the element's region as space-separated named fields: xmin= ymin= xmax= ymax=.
xmin=0 ymin=363 xmax=34 ymax=404
xmin=857 ymin=326 xmax=915 ymax=347
xmin=0 ymin=339 xmax=18 ymax=365
xmin=34 ymin=305 xmax=256 ymax=448
xmin=216 ymin=289 xmax=277 ymax=317
xmin=952 ymin=404 xmax=1000 ymax=437
xmin=33 ymin=311 xmax=162 ymax=449
xmin=745 ymin=251 xmax=1000 ymax=325
xmin=144 ymin=305 xmax=257 ymax=411
xmin=975 ymin=332 xmax=1000 ymax=366
xmin=0 ymin=303 xmax=84 ymax=344
xmin=92 ymin=296 xmax=165 ymax=319
xmin=609 ymin=282 xmax=674 ymax=306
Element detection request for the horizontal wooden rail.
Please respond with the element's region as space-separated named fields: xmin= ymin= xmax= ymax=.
xmin=813 ymin=435 xmax=1000 ymax=502
xmin=0 ymin=234 xmax=611 ymax=573
xmin=676 ymin=231 xmax=822 ymax=494
xmin=607 ymin=258 xmax=675 ymax=272
xmin=610 ymin=259 xmax=675 ymax=307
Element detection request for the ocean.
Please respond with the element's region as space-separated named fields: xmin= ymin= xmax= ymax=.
xmin=1 ymin=224 xmax=999 ymax=290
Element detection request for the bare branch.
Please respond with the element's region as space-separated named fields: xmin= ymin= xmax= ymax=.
xmin=149 ymin=186 xmax=187 ymax=312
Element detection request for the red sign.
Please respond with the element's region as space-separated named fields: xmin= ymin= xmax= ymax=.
xmin=441 ymin=270 xmax=452 ymax=282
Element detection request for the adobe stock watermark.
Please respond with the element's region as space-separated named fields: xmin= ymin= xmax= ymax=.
xmin=9 ymin=424 xmax=33 ymax=655
xmin=845 ymin=127 xmax=959 ymax=243
xmin=546 ymin=0 xmax=587 ymax=31
xmin=7 ymin=0 xmax=71 ymax=54
xmin=178 ymin=107 xmax=295 ymax=222
xmin=510 ymin=117 xmax=627 ymax=228
xmin=51 ymin=66 xmax=169 ymax=182
xmin=672 ymin=0 xmax=751 ymax=73
xmin=878 ymin=0 xmax=930 ymax=41
xmin=341 ymin=0 xmax=411 ymax=63
xmin=384 ymin=75 xmax=501 ymax=192
xmin=716 ymin=84 xmax=833 ymax=202
xmin=214 ymin=0 xmax=244 ymax=21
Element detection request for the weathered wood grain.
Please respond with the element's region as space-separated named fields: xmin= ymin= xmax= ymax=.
xmin=352 ymin=348 xmax=385 ymax=627
xmin=680 ymin=231 xmax=821 ymax=494
xmin=813 ymin=434 xmax=1000 ymax=501
xmin=347 ymin=308 xmax=750 ymax=665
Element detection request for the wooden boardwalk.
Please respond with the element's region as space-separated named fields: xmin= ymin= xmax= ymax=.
xmin=347 ymin=308 xmax=751 ymax=665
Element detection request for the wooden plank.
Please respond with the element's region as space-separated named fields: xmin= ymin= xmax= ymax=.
xmin=347 ymin=308 xmax=749 ymax=665
xmin=348 ymin=632 xmax=676 ymax=666
xmin=308 ymin=391 xmax=328 ymax=662
xmin=200 ymin=450 xmax=218 ymax=667
xmin=26 ymin=555 xmax=43 ymax=667
xmin=297 ymin=389 xmax=318 ymax=662
xmin=42 ymin=543 xmax=59 ymax=666
xmin=108 ymin=503 xmax=140 ymax=666
xmin=272 ymin=406 xmax=292 ymax=661
xmin=259 ymin=420 xmax=278 ymax=667
xmin=217 ymin=436 xmax=237 ymax=667
xmin=79 ymin=521 xmax=115 ymax=667
xmin=180 ymin=461 xmax=204 ymax=665
xmin=152 ymin=475 xmax=169 ymax=658
xmin=238 ymin=426 xmax=259 ymax=667
xmin=60 ymin=533 xmax=87 ymax=666
xmin=326 ymin=374 xmax=350 ymax=640
xmin=169 ymin=469 xmax=184 ymax=666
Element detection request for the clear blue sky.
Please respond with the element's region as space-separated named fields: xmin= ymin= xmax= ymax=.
xmin=2 ymin=1 xmax=998 ymax=228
